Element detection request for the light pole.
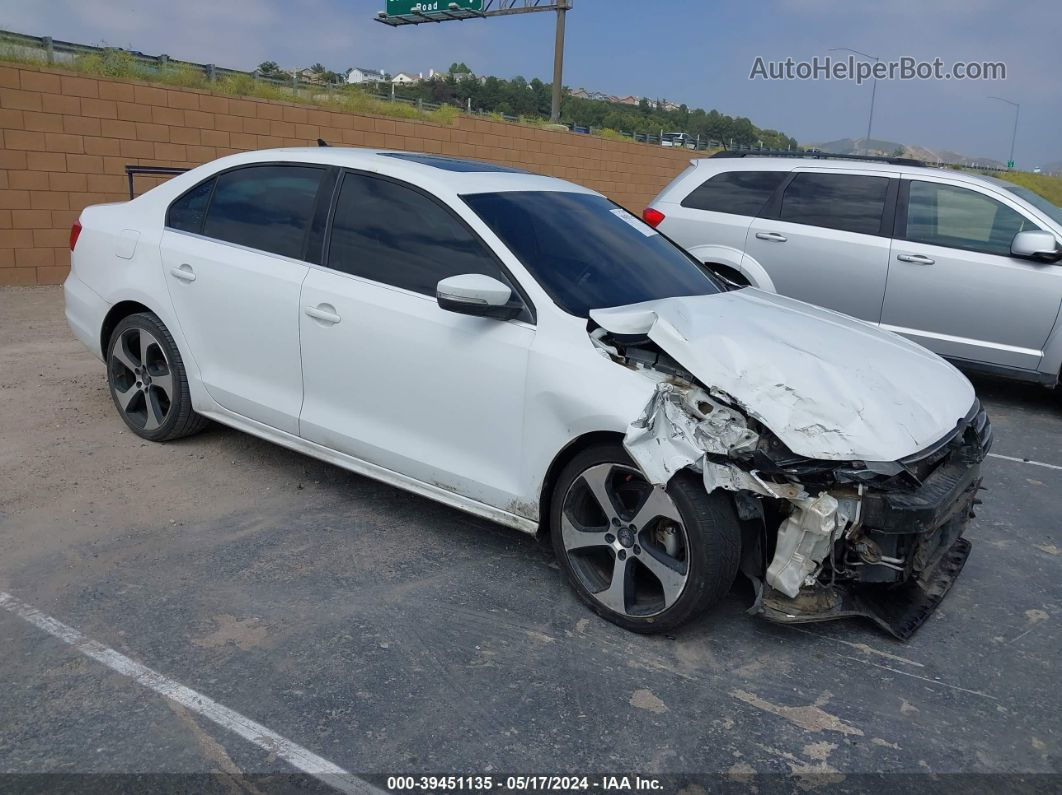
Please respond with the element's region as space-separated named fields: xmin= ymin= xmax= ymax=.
xmin=988 ymin=96 xmax=1020 ymax=169
xmin=830 ymin=47 xmax=879 ymax=149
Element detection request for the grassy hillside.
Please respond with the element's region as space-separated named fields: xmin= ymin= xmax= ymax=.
xmin=995 ymin=172 xmax=1062 ymax=206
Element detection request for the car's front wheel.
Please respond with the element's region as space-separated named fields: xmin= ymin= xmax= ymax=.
xmin=550 ymin=443 xmax=741 ymax=633
xmin=106 ymin=312 xmax=208 ymax=442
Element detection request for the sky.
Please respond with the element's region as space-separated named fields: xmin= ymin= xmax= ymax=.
xmin=2 ymin=0 xmax=1059 ymax=167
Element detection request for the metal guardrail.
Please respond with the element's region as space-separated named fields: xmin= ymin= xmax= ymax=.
xmin=125 ymin=165 xmax=189 ymax=200
xmin=0 ymin=28 xmax=752 ymax=153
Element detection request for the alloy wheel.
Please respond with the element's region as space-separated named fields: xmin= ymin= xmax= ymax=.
xmin=560 ymin=463 xmax=690 ymax=617
xmin=109 ymin=327 xmax=174 ymax=432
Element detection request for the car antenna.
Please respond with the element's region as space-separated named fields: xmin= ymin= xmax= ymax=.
xmin=317 ymin=138 xmax=329 ymax=147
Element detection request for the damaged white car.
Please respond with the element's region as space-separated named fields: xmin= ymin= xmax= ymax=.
xmin=64 ymin=148 xmax=992 ymax=638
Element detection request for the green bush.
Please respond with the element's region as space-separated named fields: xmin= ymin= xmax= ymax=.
xmin=73 ymin=48 xmax=141 ymax=79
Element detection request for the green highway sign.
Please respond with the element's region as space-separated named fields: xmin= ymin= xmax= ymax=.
xmin=1007 ymin=160 xmax=1015 ymax=169
xmin=385 ymin=0 xmax=483 ymax=15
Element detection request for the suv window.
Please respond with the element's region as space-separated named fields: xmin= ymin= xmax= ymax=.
xmin=167 ymin=177 xmax=215 ymax=234
xmin=327 ymin=172 xmax=513 ymax=298
xmin=905 ymin=180 xmax=1040 ymax=256
xmin=202 ymin=165 xmax=325 ymax=260
xmin=779 ymin=172 xmax=890 ymax=235
xmin=681 ymin=170 xmax=786 ymax=216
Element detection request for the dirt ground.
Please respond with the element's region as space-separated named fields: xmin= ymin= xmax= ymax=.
xmin=1 ymin=286 xmax=1060 ymax=791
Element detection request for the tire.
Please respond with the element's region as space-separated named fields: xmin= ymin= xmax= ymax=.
xmin=106 ymin=312 xmax=208 ymax=442
xmin=550 ymin=442 xmax=741 ymax=634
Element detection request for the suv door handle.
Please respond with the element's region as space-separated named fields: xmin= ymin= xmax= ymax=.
xmin=304 ymin=304 xmax=341 ymax=325
xmin=896 ymin=253 xmax=935 ymax=265
xmin=170 ymin=264 xmax=196 ymax=282
xmin=755 ymin=232 xmax=788 ymax=242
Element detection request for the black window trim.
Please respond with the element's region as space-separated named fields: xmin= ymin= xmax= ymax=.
xmin=320 ymin=168 xmax=537 ymax=325
xmin=760 ymin=169 xmax=899 ymax=237
xmin=165 ymin=161 xmax=331 ymax=263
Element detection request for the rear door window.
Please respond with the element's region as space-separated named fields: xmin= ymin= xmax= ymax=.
xmin=779 ymin=172 xmax=890 ymax=235
xmin=201 ymin=165 xmax=326 ymax=260
xmin=904 ymin=180 xmax=1040 ymax=256
xmin=167 ymin=178 xmax=215 ymax=234
xmin=681 ymin=170 xmax=786 ymax=216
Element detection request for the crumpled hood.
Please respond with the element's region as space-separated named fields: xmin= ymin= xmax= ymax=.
xmin=590 ymin=288 xmax=975 ymax=462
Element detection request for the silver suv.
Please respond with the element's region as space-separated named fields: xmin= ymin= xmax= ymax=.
xmin=645 ymin=155 xmax=1062 ymax=387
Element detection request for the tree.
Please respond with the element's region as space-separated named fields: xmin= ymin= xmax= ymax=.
xmin=257 ymin=61 xmax=283 ymax=77
xmin=449 ymin=62 xmax=472 ymax=75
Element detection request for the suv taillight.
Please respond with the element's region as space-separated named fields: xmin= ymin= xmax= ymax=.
xmin=642 ymin=207 xmax=665 ymax=228
xmin=69 ymin=220 xmax=82 ymax=251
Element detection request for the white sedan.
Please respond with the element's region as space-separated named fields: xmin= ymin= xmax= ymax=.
xmin=64 ymin=148 xmax=991 ymax=637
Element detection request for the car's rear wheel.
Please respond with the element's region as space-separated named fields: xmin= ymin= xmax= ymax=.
xmin=106 ymin=312 xmax=208 ymax=442
xmin=550 ymin=443 xmax=741 ymax=633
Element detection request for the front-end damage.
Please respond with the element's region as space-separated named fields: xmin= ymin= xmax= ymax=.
xmin=591 ymin=325 xmax=992 ymax=640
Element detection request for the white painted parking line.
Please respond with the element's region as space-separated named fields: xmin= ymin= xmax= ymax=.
xmin=0 ymin=591 xmax=381 ymax=795
xmin=988 ymin=453 xmax=1062 ymax=472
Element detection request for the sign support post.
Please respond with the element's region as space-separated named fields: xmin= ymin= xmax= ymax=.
xmin=375 ymin=1 xmax=573 ymax=126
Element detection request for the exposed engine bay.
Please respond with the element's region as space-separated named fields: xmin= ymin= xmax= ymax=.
xmin=591 ymin=326 xmax=993 ymax=639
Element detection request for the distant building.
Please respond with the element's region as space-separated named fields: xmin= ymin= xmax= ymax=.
xmin=391 ymin=68 xmax=444 ymax=85
xmin=346 ymin=67 xmax=386 ymax=84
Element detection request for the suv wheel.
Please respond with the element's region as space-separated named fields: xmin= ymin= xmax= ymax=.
xmin=106 ymin=312 xmax=208 ymax=442
xmin=550 ymin=443 xmax=741 ymax=633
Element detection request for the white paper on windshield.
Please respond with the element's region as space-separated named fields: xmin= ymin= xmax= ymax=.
xmin=610 ymin=207 xmax=658 ymax=236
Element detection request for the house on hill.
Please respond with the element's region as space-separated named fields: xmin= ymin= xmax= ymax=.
xmin=346 ymin=66 xmax=386 ymax=84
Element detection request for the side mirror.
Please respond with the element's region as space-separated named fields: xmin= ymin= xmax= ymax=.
xmin=437 ymin=274 xmax=523 ymax=320
xmin=1011 ymin=230 xmax=1062 ymax=263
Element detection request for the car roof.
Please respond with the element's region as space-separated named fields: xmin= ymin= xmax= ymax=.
xmin=690 ymin=155 xmax=1005 ymax=187
xmin=196 ymin=146 xmax=598 ymax=198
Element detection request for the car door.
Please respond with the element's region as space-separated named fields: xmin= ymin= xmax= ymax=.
xmin=744 ymin=169 xmax=897 ymax=323
xmin=298 ymin=171 xmax=535 ymax=511
xmin=881 ymin=177 xmax=1062 ymax=371
xmin=160 ymin=163 xmax=329 ymax=434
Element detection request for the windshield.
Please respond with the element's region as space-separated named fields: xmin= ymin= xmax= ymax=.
xmin=462 ymin=191 xmax=722 ymax=317
xmin=1001 ymin=184 xmax=1062 ymax=225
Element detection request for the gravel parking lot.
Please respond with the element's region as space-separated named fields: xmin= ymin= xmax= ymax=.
xmin=1 ymin=286 xmax=1059 ymax=790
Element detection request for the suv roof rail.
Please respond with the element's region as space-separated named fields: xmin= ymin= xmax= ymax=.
xmin=709 ymin=150 xmax=927 ymax=167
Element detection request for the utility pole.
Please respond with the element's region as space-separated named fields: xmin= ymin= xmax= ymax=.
xmin=550 ymin=1 xmax=569 ymax=123
xmin=989 ymin=96 xmax=1020 ymax=169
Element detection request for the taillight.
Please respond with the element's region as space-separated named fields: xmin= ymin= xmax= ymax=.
xmin=642 ymin=207 xmax=665 ymax=228
xmin=69 ymin=220 xmax=82 ymax=251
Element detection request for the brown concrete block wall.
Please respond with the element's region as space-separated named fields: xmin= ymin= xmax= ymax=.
xmin=0 ymin=62 xmax=694 ymax=286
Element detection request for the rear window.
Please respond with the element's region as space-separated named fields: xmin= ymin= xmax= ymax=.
xmin=464 ymin=191 xmax=722 ymax=318
xmin=779 ymin=172 xmax=890 ymax=235
xmin=680 ymin=170 xmax=787 ymax=216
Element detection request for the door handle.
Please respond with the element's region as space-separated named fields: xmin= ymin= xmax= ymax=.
xmin=304 ymin=304 xmax=341 ymax=325
xmin=896 ymin=253 xmax=935 ymax=265
xmin=170 ymin=264 xmax=196 ymax=282
xmin=755 ymin=232 xmax=788 ymax=242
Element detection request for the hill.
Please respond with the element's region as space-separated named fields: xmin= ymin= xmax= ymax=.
xmin=812 ymin=137 xmax=1005 ymax=168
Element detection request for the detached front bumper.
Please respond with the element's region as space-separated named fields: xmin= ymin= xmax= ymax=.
xmin=760 ymin=401 xmax=992 ymax=639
